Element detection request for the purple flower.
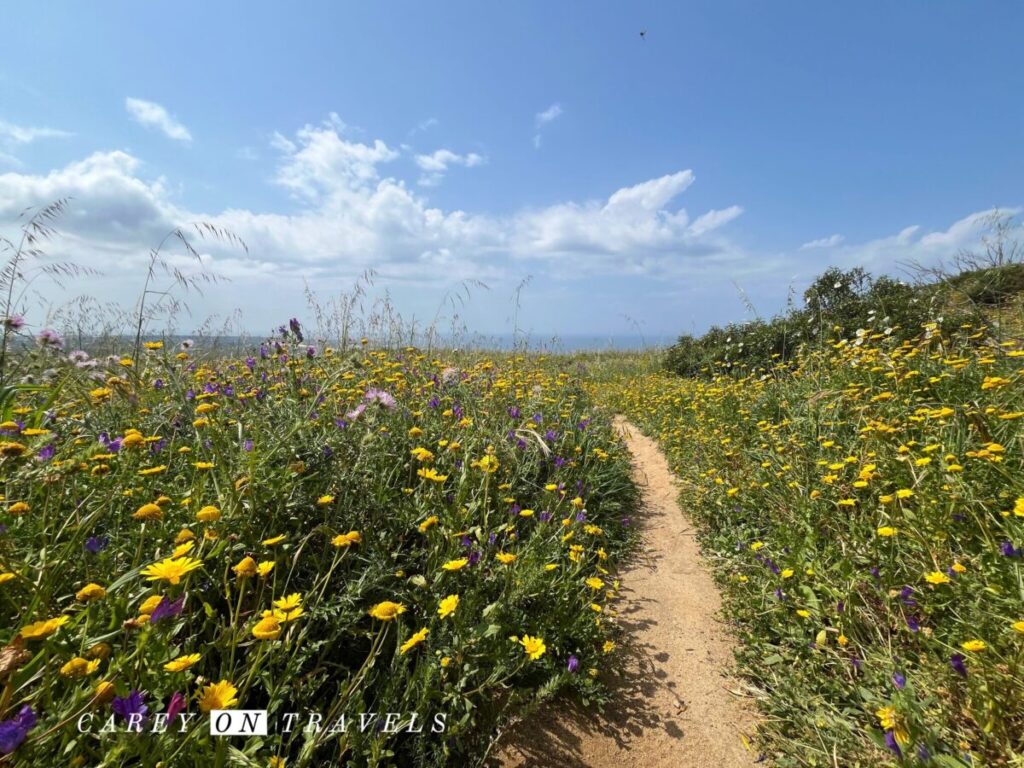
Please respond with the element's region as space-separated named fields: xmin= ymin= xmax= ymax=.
xmin=892 ymin=672 xmax=906 ymax=690
xmin=544 ymin=430 xmax=558 ymax=442
xmin=166 ymin=691 xmax=186 ymax=723
xmin=950 ymin=653 xmax=968 ymax=678
xmin=289 ymin=318 xmax=303 ymax=342
xmin=1000 ymin=540 xmax=1022 ymax=558
xmin=532 ymin=413 xmax=542 ymax=424
xmin=37 ymin=328 xmax=64 ymax=349
xmin=621 ymin=517 xmax=631 ymax=527
xmin=36 ymin=443 xmax=55 ymax=462
xmin=306 ymin=346 xmax=316 ymax=358
xmin=153 ymin=378 xmax=164 ymax=390
xmin=884 ymin=731 xmax=902 ymax=759
xmin=906 ymin=615 xmax=920 ymax=632
xmin=85 ymin=535 xmax=110 ymax=555
xmin=243 ymin=439 xmax=254 ymax=452
xmin=917 ymin=744 xmax=930 ymax=761
xmin=0 ymin=705 xmax=36 ymax=755
xmin=468 ymin=550 xmax=481 ymax=566
xmin=364 ymin=388 xmax=396 ymax=409
xmin=567 ymin=654 xmax=579 ymax=673
xmin=3 ymin=314 xmax=25 ymax=331
xmin=346 ymin=403 xmax=367 ymax=421
xmin=111 ymin=690 xmax=148 ymax=724
xmin=151 ymin=595 xmax=185 ymax=623
xmin=427 ymin=396 xmax=440 ymax=409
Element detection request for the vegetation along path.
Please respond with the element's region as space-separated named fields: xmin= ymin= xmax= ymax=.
xmin=497 ymin=417 xmax=758 ymax=767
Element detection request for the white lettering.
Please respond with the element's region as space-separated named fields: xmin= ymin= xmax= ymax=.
xmin=304 ymin=712 xmax=322 ymax=733
xmin=431 ymin=713 xmax=447 ymax=733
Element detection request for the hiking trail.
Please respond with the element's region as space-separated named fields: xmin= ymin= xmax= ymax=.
xmin=494 ymin=417 xmax=759 ymax=768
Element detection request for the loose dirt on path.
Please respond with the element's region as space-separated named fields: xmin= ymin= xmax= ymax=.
xmin=492 ymin=417 xmax=758 ymax=768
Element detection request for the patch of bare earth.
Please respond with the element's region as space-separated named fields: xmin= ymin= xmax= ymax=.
xmin=492 ymin=417 xmax=758 ymax=768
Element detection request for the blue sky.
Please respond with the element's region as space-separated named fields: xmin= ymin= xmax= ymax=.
xmin=1 ymin=1 xmax=1022 ymax=340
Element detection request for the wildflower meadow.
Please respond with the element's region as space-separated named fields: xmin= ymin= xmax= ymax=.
xmin=0 ymin=322 xmax=638 ymax=766
xmin=602 ymin=316 xmax=1024 ymax=765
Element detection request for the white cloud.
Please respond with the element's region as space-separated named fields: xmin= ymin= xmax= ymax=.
xmin=533 ymin=103 xmax=563 ymax=149
xmin=824 ymin=210 xmax=1020 ymax=272
xmin=535 ymin=104 xmax=563 ymax=126
xmin=414 ymin=149 xmax=485 ymax=186
xmin=273 ymin=114 xmax=399 ymax=200
xmin=800 ymin=233 xmax=844 ymax=249
xmin=0 ymin=119 xmax=73 ymax=145
xmin=125 ymin=98 xmax=192 ymax=143
xmin=4 ymin=112 xmax=1015 ymax=336
xmin=0 ymin=115 xmax=750 ymax=330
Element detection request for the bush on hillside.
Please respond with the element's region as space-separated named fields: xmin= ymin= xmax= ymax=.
xmin=664 ymin=266 xmax=986 ymax=377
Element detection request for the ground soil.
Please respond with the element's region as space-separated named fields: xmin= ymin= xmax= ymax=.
xmin=492 ymin=417 xmax=759 ymax=768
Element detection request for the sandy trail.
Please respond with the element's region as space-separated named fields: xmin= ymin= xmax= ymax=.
xmin=493 ymin=417 xmax=758 ymax=768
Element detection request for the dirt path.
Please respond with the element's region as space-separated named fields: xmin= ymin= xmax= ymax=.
xmin=493 ymin=417 xmax=758 ymax=768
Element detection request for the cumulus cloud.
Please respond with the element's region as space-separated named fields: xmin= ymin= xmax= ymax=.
xmin=0 ymin=114 xmax=752 ymax=328
xmin=125 ymin=98 xmax=192 ymax=142
xmin=800 ymin=233 xmax=844 ymax=249
xmin=414 ymin=149 xmax=485 ymax=186
xmin=2 ymin=111 xmax=1014 ymax=336
xmin=272 ymin=113 xmax=398 ymax=200
xmin=823 ymin=210 xmax=1020 ymax=272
